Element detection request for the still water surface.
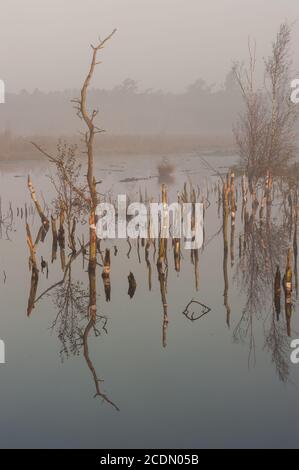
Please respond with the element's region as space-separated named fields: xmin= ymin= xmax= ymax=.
xmin=0 ymin=153 xmax=298 ymax=448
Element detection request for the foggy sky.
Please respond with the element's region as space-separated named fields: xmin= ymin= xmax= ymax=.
xmin=0 ymin=0 xmax=299 ymax=93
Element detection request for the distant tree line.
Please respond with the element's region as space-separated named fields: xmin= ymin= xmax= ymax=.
xmin=0 ymin=72 xmax=242 ymax=136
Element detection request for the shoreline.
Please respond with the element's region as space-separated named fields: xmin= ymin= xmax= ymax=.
xmin=0 ymin=133 xmax=236 ymax=161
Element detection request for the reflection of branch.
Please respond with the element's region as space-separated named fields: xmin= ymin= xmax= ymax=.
xmin=265 ymin=306 xmax=290 ymax=382
xmin=47 ymin=263 xmax=118 ymax=407
xmin=126 ymin=237 xmax=132 ymax=258
xmin=50 ymin=267 xmax=88 ymax=357
xmin=182 ymin=299 xmax=211 ymax=321
xmin=27 ymin=267 xmax=39 ymax=316
xmin=145 ymin=241 xmax=152 ymax=291
xmin=0 ymin=198 xmax=14 ymax=241
xmin=222 ymin=182 xmax=231 ymax=327
xmin=34 ymin=242 xmax=89 ymax=305
xmin=197 ymin=154 xmax=224 ymax=183
xmin=83 ymin=318 xmax=119 ymax=411
xmin=233 ymin=308 xmax=256 ymax=368
xmin=26 ymin=223 xmax=41 ymax=316
xmin=157 ymin=262 xmax=168 ymax=348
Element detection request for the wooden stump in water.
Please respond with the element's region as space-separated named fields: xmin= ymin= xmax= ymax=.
xmin=128 ymin=272 xmax=137 ymax=299
xmin=27 ymin=175 xmax=49 ymax=239
xmin=51 ymin=215 xmax=58 ymax=263
xmin=283 ymin=248 xmax=292 ymax=336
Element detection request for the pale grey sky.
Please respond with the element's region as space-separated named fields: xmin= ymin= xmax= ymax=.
xmin=0 ymin=0 xmax=298 ymax=93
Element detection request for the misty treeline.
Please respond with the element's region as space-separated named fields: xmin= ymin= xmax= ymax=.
xmin=1 ymin=23 xmax=298 ymax=164
xmin=0 ymin=72 xmax=242 ymax=137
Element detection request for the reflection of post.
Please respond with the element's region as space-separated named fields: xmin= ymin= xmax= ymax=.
xmin=283 ymin=248 xmax=292 ymax=337
xmin=69 ymin=217 xmax=77 ymax=254
xmin=157 ymin=185 xmax=169 ymax=348
xmin=89 ymin=212 xmax=97 ymax=319
xmin=26 ymin=223 xmax=39 ymax=316
xmin=51 ymin=215 xmax=58 ymax=263
xmin=101 ymin=248 xmax=111 ymax=302
xmin=173 ymin=239 xmax=180 ymax=272
xmin=293 ymin=198 xmax=298 ymax=298
xmin=58 ymin=204 xmax=66 ymax=271
xmin=274 ymin=266 xmax=281 ymax=321
xmin=128 ymin=272 xmax=137 ymax=298
xmin=241 ymin=174 xmax=248 ymax=223
xmin=157 ymin=265 xmax=168 ymax=348
xmin=159 ymin=184 xmax=168 ymax=262
xmin=191 ymin=189 xmax=199 ymax=289
xmin=191 ymin=249 xmax=199 ymax=291
xmin=265 ymin=170 xmax=272 ymax=223
xmin=173 ymin=194 xmax=181 ymax=273
xmin=223 ymin=181 xmax=231 ymax=326
xmin=145 ymin=239 xmax=152 ymax=291
xmin=230 ymin=172 xmax=236 ymax=266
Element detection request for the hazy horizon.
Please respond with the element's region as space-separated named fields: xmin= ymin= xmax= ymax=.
xmin=1 ymin=0 xmax=299 ymax=94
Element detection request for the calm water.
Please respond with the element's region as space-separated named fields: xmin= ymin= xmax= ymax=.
xmin=0 ymin=153 xmax=298 ymax=448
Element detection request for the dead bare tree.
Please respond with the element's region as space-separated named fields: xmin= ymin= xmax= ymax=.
xmin=72 ymin=29 xmax=117 ymax=321
xmin=30 ymin=30 xmax=117 ymax=409
xmin=32 ymin=29 xmax=116 ymax=311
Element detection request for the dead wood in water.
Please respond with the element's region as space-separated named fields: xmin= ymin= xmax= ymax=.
xmin=58 ymin=204 xmax=65 ymax=249
xmin=222 ymin=181 xmax=231 ymax=327
xmin=128 ymin=272 xmax=137 ymax=299
xmin=69 ymin=217 xmax=77 ymax=254
xmin=191 ymin=189 xmax=199 ymax=290
xmin=26 ymin=223 xmax=38 ymax=272
xmin=51 ymin=215 xmax=58 ymax=263
xmin=27 ymin=267 xmax=39 ymax=316
xmin=173 ymin=238 xmax=180 ymax=273
xmin=157 ymin=249 xmax=168 ymax=345
xmin=293 ymin=197 xmax=298 ymax=298
xmin=182 ymin=299 xmax=211 ymax=322
xmin=157 ymin=184 xmax=168 ymax=269
xmin=145 ymin=240 xmax=152 ymax=291
xmin=274 ymin=266 xmax=281 ymax=321
xmin=230 ymin=172 xmax=236 ymax=266
xmin=241 ymin=174 xmax=248 ymax=223
xmin=27 ymin=175 xmax=49 ymax=239
xmin=156 ymin=185 xmax=169 ymax=348
xmin=31 ymin=29 xmax=116 ymax=325
xmin=58 ymin=204 xmax=66 ymax=271
xmin=26 ymin=223 xmax=39 ymax=316
xmin=283 ymin=248 xmax=292 ymax=337
xmin=145 ymin=202 xmax=153 ymax=289
xmin=41 ymin=256 xmax=49 ymax=279
xmin=101 ymin=248 xmax=111 ymax=302
xmin=88 ymin=213 xmax=97 ymax=318
xmin=157 ymin=263 xmax=169 ymax=349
